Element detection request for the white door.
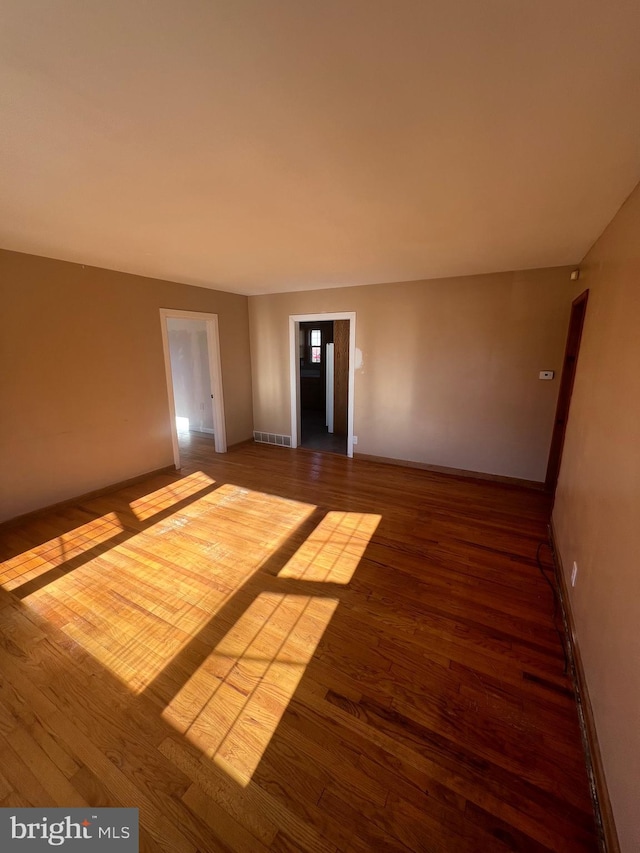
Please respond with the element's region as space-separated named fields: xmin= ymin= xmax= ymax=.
xmin=326 ymin=342 xmax=334 ymax=434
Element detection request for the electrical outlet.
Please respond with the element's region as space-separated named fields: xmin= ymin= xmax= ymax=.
xmin=352 ymin=435 xmax=358 ymax=445
xmin=571 ymin=562 xmax=578 ymax=587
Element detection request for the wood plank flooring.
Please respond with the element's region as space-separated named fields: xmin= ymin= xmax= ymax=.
xmin=0 ymin=434 xmax=598 ymax=851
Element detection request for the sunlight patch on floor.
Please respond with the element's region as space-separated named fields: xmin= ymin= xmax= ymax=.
xmin=0 ymin=512 xmax=123 ymax=591
xmin=277 ymin=511 xmax=381 ymax=584
xmin=163 ymin=592 xmax=339 ymax=786
xmin=5 ymin=477 xmax=380 ymax=788
xmin=6 ymin=480 xmax=316 ymax=692
xmin=162 ymin=511 xmax=381 ymax=786
xmin=129 ymin=471 xmax=215 ymax=521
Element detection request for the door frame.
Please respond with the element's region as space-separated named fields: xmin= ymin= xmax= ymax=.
xmin=545 ymin=289 xmax=589 ymax=493
xmin=289 ymin=312 xmax=356 ymax=457
xmin=159 ymin=308 xmax=227 ymax=469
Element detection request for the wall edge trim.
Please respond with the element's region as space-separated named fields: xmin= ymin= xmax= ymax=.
xmin=549 ymin=520 xmax=620 ymax=853
xmin=354 ymin=452 xmax=544 ymax=490
xmin=0 ymin=465 xmax=177 ymax=530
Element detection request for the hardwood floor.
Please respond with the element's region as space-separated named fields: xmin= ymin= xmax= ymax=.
xmin=0 ymin=435 xmax=598 ymax=852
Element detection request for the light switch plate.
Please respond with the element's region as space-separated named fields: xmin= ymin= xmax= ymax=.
xmin=539 ymin=370 xmax=554 ymax=380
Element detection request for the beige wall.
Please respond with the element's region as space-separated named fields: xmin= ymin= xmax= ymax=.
xmin=0 ymin=250 xmax=253 ymax=522
xmin=249 ymin=266 xmax=575 ymax=481
xmin=553 ymin=183 xmax=640 ymax=853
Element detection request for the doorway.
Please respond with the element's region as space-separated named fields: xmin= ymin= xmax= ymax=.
xmin=298 ymin=321 xmax=346 ymax=454
xmin=159 ymin=309 xmax=227 ymax=469
xmin=289 ymin=312 xmax=356 ymax=457
xmin=545 ymin=289 xmax=589 ymax=493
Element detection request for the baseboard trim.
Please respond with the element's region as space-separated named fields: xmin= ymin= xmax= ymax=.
xmin=0 ymin=465 xmax=177 ymax=530
xmin=549 ymin=521 xmax=620 ymax=853
xmin=353 ymin=452 xmax=543 ymax=490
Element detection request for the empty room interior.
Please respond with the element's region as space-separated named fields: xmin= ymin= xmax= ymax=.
xmin=1 ymin=2 xmax=639 ymax=852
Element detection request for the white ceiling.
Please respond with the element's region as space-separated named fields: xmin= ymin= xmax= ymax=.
xmin=1 ymin=1 xmax=639 ymax=295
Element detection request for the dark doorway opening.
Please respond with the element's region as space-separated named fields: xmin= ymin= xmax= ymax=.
xmin=299 ymin=320 xmax=348 ymax=455
xmin=546 ymin=289 xmax=589 ymax=494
